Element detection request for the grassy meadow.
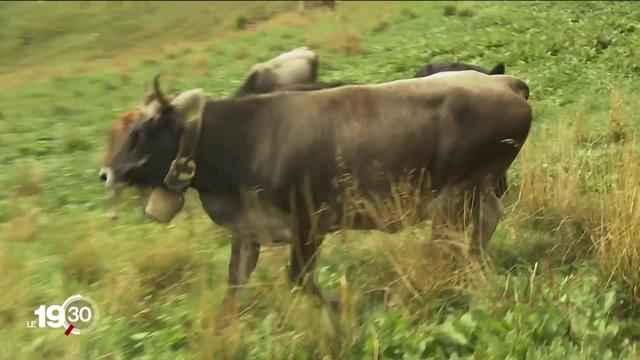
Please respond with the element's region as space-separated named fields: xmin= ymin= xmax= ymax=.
xmin=1 ymin=1 xmax=640 ymax=358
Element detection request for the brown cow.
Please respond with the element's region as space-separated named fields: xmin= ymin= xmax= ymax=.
xmin=100 ymin=71 xmax=532 ymax=322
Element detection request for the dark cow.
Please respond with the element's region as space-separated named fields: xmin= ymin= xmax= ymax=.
xmin=100 ymin=71 xmax=532 ymax=322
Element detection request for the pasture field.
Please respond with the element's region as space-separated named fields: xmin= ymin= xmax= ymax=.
xmin=1 ymin=1 xmax=640 ymax=359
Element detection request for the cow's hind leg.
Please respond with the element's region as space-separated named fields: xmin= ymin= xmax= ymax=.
xmin=216 ymin=237 xmax=261 ymax=327
xmin=470 ymin=190 xmax=503 ymax=255
xmin=289 ymin=226 xmax=337 ymax=309
xmin=430 ymin=189 xmax=476 ymax=261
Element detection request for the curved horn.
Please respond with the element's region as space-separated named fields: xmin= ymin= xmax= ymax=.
xmin=153 ymin=74 xmax=170 ymax=109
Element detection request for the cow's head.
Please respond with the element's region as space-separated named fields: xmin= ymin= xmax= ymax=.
xmin=99 ymin=75 xmax=205 ymax=191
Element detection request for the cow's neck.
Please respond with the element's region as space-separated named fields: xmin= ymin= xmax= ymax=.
xmin=162 ymin=111 xmax=203 ymax=193
xmin=189 ymin=99 xmax=263 ymax=195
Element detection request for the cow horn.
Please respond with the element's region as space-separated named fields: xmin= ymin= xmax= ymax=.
xmin=153 ymin=74 xmax=170 ymax=109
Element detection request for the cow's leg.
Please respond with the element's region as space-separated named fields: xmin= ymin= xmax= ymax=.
xmin=216 ymin=237 xmax=261 ymax=326
xmin=288 ymin=225 xmax=337 ymax=309
xmin=430 ymin=190 xmax=472 ymax=261
xmin=430 ymin=191 xmax=466 ymax=241
xmin=470 ymin=190 xmax=503 ymax=254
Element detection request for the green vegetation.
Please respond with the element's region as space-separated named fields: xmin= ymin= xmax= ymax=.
xmin=1 ymin=1 xmax=640 ymax=359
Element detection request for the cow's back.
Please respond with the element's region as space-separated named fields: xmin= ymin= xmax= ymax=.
xmin=307 ymin=79 xmax=529 ymax=189
xmin=220 ymin=72 xmax=529 ymax=191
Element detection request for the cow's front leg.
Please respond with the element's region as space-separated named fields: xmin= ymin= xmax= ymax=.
xmin=216 ymin=237 xmax=260 ymax=327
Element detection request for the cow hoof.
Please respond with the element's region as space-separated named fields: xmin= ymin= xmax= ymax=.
xmin=108 ymin=211 xmax=119 ymax=221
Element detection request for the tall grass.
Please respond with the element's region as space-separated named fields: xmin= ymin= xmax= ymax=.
xmin=514 ymin=89 xmax=640 ymax=302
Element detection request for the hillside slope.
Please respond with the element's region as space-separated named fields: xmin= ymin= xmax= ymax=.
xmin=1 ymin=2 xmax=640 ymax=359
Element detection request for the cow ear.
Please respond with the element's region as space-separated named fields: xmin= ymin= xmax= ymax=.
xmin=490 ymin=63 xmax=506 ymax=75
xmin=169 ymin=89 xmax=206 ymax=125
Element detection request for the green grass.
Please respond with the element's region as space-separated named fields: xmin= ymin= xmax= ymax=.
xmin=2 ymin=1 xmax=640 ymax=359
xmin=0 ymin=2 xmax=297 ymax=72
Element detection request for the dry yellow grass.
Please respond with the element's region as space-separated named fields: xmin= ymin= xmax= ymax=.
xmin=513 ymin=89 xmax=640 ymax=300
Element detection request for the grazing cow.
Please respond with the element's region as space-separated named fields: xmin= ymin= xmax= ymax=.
xmin=100 ymin=71 xmax=532 ymax=321
xmin=234 ymin=47 xmax=321 ymax=97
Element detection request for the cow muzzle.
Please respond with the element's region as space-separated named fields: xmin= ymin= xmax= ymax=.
xmin=99 ymin=167 xmax=115 ymax=187
xmin=99 ymin=166 xmax=128 ymax=191
xmin=99 ymin=156 xmax=149 ymax=191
